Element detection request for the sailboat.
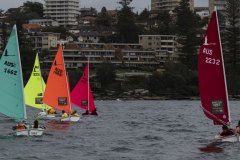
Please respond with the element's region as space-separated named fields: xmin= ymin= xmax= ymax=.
xmin=24 ymin=53 xmax=52 ymax=117
xmin=71 ymin=60 xmax=97 ymax=115
xmin=198 ymin=8 xmax=236 ymax=142
xmin=0 ymin=25 xmax=44 ymax=136
xmin=43 ymin=44 xmax=80 ymax=122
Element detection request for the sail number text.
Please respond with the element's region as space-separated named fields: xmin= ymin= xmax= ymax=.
xmin=205 ymin=57 xmax=220 ymax=65
xmin=3 ymin=60 xmax=17 ymax=75
xmin=4 ymin=68 xmax=17 ymax=75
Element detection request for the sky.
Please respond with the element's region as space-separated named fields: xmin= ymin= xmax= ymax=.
xmin=1 ymin=0 xmax=208 ymax=12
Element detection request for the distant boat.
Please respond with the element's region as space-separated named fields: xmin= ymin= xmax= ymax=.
xmin=24 ymin=53 xmax=52 ymax=116
xmin=198 ymin=8 xmax=235 ymax=142
xmin=43 ymin=44 xmax=80 ymax=122
xmin=0 ymin=25 xmax=44 ymax=136
xmin=71 ymin=60 xmax=97 ymax=115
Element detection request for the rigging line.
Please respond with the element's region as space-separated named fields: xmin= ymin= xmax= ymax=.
xmin=199 ymin=105 xmax=229 ymax=126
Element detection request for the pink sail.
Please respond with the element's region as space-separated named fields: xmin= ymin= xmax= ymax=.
xmin=198 ymin=10 xmax=230 ymax=125
xmin=71 ymin=64 xmax=96 ymax=112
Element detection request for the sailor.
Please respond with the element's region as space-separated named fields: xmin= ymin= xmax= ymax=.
xmin=90 ymin=109 xmax=98 ymax=116
xmin=71 ymin=110 xmax=79 ymax=117
xmin=220 ymin=125 xmax=234 ymax=137
xmin=82 ymin=110 xmax=89 ymax=115
xmin=13 ymin=121 xmax=27 ymax=130
xmin=61 ymin=110 xmax=68 ymax=118
xmin=48 ymin=108 xmax=57 ymax=114
xmin=32 ymin=120 xmax=39 ymax=128
xmin=235 ymin=121 xmax=240 ymax=134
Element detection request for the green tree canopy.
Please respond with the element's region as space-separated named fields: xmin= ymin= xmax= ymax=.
xmin=175 ymin=0 xmax=200 ymax=70
xmin=96 ymin=62 xmax=116 ymax=88
xmin=95 ymin=7 xmax=112 ymax=27
xmin=116 ymin=5 xmax=139 ymax=43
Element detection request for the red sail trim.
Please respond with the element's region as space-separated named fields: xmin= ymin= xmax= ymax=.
xmin=198 ymin=11 xmax=230 ymax=125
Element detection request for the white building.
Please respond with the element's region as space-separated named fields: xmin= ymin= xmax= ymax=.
xmin=209 ymin=0 xmax=226 ymax=14
xmin=151 ymin=0 xmax=194 ymax=12
xmin=139 ymin=35 xmax=178 ymax=54
xmin=29 ymin=19 xmax=59 ymax=27
xmin=44 ymin=0 xmax=80 ymax=27
xmin=30 ymin=32 xmax=61 ymax=49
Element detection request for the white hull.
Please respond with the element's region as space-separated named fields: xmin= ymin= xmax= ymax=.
xmin=61 ymin=116 xmax=80 ymax=122
xmin=37 ymin=112 xmax=60 ymax=120
xmin=14 ymin=128 xmax=44 ymax=136
xmin=215 ymin=134 xmax=240 ymax=142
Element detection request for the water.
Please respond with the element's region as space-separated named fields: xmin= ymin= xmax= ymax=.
xmin=1 ymin=100 xmax=240 ymax=160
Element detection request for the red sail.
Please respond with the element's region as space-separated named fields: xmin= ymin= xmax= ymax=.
xmin=198 ymin=11 xmax=230 ymax=125
xmin=43 ymin=45 xmax=71 ymax=113
xmin=71 ymin=64 xmax=96 ymax=112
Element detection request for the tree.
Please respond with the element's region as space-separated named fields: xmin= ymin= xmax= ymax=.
xmin=96 ymin=62 xmax=116 ymax=88
xmin=175 ymin=0 xmax=200 ymax=70
xmin=137 ymin=8 xmax=150 ymax=21
xmin=23 ymin=1 xmax=43 ymax=18
xmin=116 ymin=4 xmax=139 ymax=43
xmin=155 ymin=11 xmax=175 ymax=35
xmin=95 ymin=7 xmax=112 ymax=27
xmin=223 ymin=0 xmax=240 ymax=95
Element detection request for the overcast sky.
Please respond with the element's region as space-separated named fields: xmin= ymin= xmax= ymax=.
xmin=1 ymin=0 xmax=208 ymax=12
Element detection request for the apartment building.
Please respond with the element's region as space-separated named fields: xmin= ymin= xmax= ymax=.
xmin=151 ymin=0 xmax=194 ymax=12
xmin=209 ymin=0 xmax=226 ymax=14
xmin=42 ymin=43 xmax=163 ymax=70
xmin=29 ymin=19 xmax=59 ymax=27
xmin=44 ymin=0 xmax=80 ymax=27
xmin=30 ymin=32 xmax=60 ymax=49
xmin=139 ymin=35 xmax=178 ymax=53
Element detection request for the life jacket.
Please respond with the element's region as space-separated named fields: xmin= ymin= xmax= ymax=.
xmin=71 ymin=113 xmax=79 ymax=117
xmin=48 ymin=109 xmax=56 ymax=114
xmin=16 ymin=124 xmax=25 ymax=130
xmin=61 ymin=113 xmax=68 ymax=118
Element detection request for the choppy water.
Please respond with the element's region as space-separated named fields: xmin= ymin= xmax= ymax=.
xmin=1 ymin=100 xmax=240 ymax=160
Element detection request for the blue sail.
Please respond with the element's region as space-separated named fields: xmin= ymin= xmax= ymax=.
xmin=0 ymin=25 xmax=26 ymax=120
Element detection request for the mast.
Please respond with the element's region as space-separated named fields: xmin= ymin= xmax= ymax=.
xmin=215 ymin=7 xmax=231 ymax=123
xmin=88 ymin=56 xmax=90 ymax=112
xmin=37 ymin=53 xmax=47 ymax=112
xmin=15 ymin=25 xmax=27 ymax=119
xmin=61 ymin=44 xmax=72 ymax=113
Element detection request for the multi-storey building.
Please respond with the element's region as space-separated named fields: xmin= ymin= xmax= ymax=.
xmin=30 ymin=32 xmax=60 ymax=50
xmin=209 ymin=0 xmax=226 ymax=14
xmin=42 ymin=42 xmax=177 ymax=70
xmin=139 ymin=35 xmax=178 ymax=53
xmin=151 ymin=0 xmax=194 ymax=12
xmin=29 ymin=19 xmax=59 ymax=27
xmin=44 ymin=0 xmax=79 ymax=27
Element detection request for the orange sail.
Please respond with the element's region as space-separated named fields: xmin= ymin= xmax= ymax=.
xmin=43 ymin=45 xmax=71 ymax=113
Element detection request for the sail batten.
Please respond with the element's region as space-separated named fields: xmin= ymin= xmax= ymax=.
xmin=198 ymin=10 xmax=230 ymax=125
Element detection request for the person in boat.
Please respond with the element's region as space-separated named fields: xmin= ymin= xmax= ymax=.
xmin=13 ymin=121 xmax=27 ymax=130
xmin=47 ymin=108 xmax=57 ymax=114
xmin=71 ymin=110 xmax=79 ymax=117
xmin=61 ymin=110 xmax=68 ymax=118
xmin=235 ymin=121 xmax=240 ymax=134
xmin=32 ymin=120 xmax=39 ymax=128
xmin=90 ymin=109 xmax=98 ymax=116
xmin=220 ymin=125 xmax=234 ymax=137
xmin=82 ymin=110 xmax=89 ymax=115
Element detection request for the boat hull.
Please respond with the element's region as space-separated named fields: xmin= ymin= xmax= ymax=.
xmin=14 ymin=128 xmax=44 ymax=136
xmin=215 ymin=134 xmax=240 ymax=142
xmin=37 ymin=112 xmax=60 ymax=120
xmin=61 ymin=116 xmax=80 ymax=122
